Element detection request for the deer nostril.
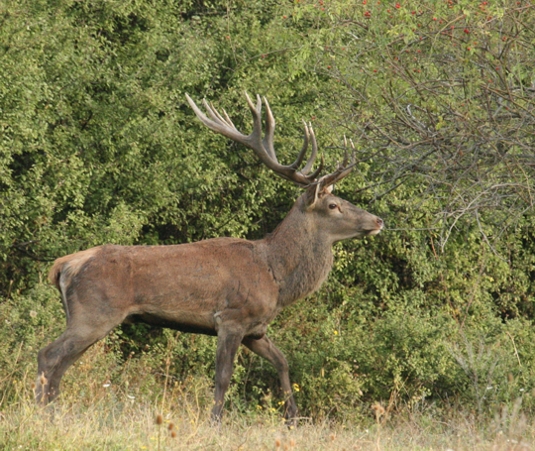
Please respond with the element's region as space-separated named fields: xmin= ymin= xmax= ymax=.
xmin=376 ymin=217 xmax=384 ymax=228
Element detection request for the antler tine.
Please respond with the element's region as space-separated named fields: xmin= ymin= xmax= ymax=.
xmin=340 ymin=136 xmax=356 ymax=168
xmin=186 ymin=93 xmax=244 ymax=143
xmin=318 ymin=137 xmax=358 ymax=189
xmin=221 ymin=108 xmax=237 ymax=130
xmin=261 ymin=96 xmax=278 ymax=162
xmin=300 ymin=122 xmax=318 ymax=175
xmin=244 ymin=92 xmax=262 ymax=137
xmin=287 ymin=121 xmax=309 ymax=171
xmin=244 ymin=91 xmax=262 ymax=114
xmin=307 ymin=154 xmax=324 ymax=181
xmin=185 ymin=93 xmax=210 ymax=125
xmin=318 ymin=162 xmax=356 ymax=189
xmin=342 ymin=135 xmax=349 ymax=167
xmin=243 ymin=92 xmax=276 ymax=160
xmin=203 ymin=99 xmax=236 ymax=130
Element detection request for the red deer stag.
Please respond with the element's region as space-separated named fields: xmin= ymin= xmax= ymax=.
xmin=36 ymin=93 xmax=384 ymax=422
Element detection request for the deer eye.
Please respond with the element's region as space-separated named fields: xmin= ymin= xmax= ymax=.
xmin=328 ymin=203 xmax=338 ymax=210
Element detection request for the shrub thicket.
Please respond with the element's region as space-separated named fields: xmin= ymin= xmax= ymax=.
xmin=1 ymin=0 xmax=534 ymax=421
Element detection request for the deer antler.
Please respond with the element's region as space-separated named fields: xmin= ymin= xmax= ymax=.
xmin=186 ymin=93 xmax=356 ymax=188
xmin=316 ymin=136 xmax=357 ymax=190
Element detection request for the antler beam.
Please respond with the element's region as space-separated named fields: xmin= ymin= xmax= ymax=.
xmin=186 ymin=93 xmax=323 ymax=186
xmin=186 ymin=93 xmax=359 ymax=190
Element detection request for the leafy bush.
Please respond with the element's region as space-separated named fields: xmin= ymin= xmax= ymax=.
xmin=1 ymin=0 xmax=534 ymax=422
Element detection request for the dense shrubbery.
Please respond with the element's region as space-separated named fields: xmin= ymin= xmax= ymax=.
xmin=1 ymin=0 xmax=534 ymax=421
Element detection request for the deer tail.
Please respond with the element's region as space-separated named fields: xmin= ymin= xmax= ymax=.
xmin=46 ymin=248 xmax=100 ymax=323
xmin=48 ymin=259 xmax=63 ymax=290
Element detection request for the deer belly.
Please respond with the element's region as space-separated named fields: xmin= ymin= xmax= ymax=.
xmin=124 ymin=309 xmax=217 ymax=336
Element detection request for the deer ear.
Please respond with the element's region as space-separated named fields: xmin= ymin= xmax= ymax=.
xmin=304 ymin=183 xmax=334 ymax=208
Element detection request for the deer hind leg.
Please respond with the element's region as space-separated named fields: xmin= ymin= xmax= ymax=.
xmin=35 ymin=320 xmax=120 ymax=405
xmin=211 ymin=330 xmax=244 ymax=423
xmin=242 ymin=335 xmax=298 ymax=423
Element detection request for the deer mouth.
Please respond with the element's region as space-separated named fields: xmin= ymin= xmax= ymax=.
xmin=366 ymin=228 xmax=382 ymax=236
xmin=363 ymin=218 xmax=384 ymax=236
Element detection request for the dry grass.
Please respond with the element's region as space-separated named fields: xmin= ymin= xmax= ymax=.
xmin=1 ymin=391 xmax=535 ymax=450
xmin=1 ymin=345 xmax=534 ymax=450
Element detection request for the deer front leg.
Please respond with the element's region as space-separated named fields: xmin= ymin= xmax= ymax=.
xmin=211 ymin=329 xmax=243 ymax=423
xmin=242 ymin=335 xmax=298 ymax=423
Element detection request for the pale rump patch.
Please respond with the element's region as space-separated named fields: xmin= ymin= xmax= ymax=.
xmin=48 ymin=247 xmax=100 ymax=286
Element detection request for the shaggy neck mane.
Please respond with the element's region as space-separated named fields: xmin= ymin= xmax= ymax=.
xmin=261 ymin=195 xmax=334 ymax=307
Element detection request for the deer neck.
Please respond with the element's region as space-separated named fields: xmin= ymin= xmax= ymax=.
xmin=261 ymin=196 xmax=334 ymax=307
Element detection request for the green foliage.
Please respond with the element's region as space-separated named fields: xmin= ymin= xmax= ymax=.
xmin=1 ymin=0 xmax=534 ymax=423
